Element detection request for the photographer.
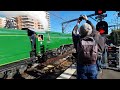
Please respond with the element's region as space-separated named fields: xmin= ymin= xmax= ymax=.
xmin=72 ymin=15 xmax=105 ymax=79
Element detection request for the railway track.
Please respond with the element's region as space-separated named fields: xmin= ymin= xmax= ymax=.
xmin=13 ymin=49 xmax=76 ymax=79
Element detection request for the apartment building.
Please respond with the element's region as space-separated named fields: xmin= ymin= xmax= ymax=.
xmin=0 ymin=17 xmax=6 ymax=28
xmin=45 ymin=11 xmax=51 ymax=31
xmin=16 ymin=15 xmax=43 ymax=30
xmin=0 ymin=11 xmax=51 ymax=31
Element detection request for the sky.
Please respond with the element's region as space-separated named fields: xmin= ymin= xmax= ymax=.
xmin=49 ymin=11 xmax=120 ymax=34
xmin=0 ymin=11 xmax=120 ymax=35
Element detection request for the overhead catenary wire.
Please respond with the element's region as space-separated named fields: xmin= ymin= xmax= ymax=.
xmin=49 ymin=16 xmax=65 ymax=32
xmin=49 ymin=12 xmax=67 ymax=21
xmin=49 ymin=12 xmax=73 ymax=33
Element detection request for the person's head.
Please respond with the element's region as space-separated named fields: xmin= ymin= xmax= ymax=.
xmin=79 ymin=23 xmax=92 ymax=37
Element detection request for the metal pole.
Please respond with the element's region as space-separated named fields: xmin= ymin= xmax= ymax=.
xmin=62 ymin=14 xmax=95 ymax=24
xmin=89 ymin=16 xmax=98 ymax=22
xmin=62 ymin=13 xmax=96 ymax=33
xmin=119 ymin=46 xmax=120 ymax=69
xmin=62 ymin=24 xmax=64 ymax=33
xmin=117 ymin=16 xmax=118 ymax=29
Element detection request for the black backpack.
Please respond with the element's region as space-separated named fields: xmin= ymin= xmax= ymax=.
xmin=77 ymin=36 xmax=98 ymax=65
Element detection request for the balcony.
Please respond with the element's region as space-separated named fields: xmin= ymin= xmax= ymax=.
xmin=21 ymin=19 xmax=34 ymax=22
xmin=22 ymin=20 xmax=34 ymax=23
xmin=21 ymin=16 xmax=28 ymax=19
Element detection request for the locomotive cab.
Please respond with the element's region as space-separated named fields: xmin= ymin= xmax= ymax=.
xmin=22 ymin=28 xmax=37 ymax=56
xmin=38 ymin=34 xmax=44 ymax=41
xmin=21 ymin=28 xmax=45 ymax=62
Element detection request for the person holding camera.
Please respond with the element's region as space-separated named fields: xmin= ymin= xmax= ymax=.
xmin=72 ymin=15 xmax=105 ymax=79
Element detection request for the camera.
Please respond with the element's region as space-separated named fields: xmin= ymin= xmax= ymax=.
xmin=79 ymin=16 xmax=84 ymax=21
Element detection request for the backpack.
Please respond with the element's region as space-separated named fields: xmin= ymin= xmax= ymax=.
xmin=77 ymin=36 xmax=98 ymax=65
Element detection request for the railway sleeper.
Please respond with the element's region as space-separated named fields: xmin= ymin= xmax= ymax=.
xmin=0 ymin=57 xmax=36 ymax=79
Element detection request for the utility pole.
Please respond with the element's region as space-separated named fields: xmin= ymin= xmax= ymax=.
xmin=117 ymin=11 xmax=120 ymax=29
xmin=112 ymin=11 xmax=120 ymax=30
xmin=117 ymin=15 xmax=119 ymax=29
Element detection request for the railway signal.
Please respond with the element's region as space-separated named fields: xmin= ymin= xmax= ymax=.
xmin=108 ymin=46 xmax=116 ymax=53
xmin=95 ymin=10 xmax=106 ymax=15
xmin=96 ymin=21 xmax=108 ymax=34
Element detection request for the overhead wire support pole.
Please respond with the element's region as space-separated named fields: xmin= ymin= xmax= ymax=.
xmin=62 ymin=14 xmax=96 ymax=33
xmin=62 ymin=14 xmax=95 ymax=25
xmin=89 ymin=16 xmax=98 ymax=22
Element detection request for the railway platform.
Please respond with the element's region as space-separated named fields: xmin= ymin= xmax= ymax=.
xmin=56 ymin=63 xmax=120 ymax=79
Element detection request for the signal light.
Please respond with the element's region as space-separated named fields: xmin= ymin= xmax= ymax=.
xmin=108 ymin=47 xmax=112 ymax=50
xmin=108 ymin=47 xmax=116 ymax=52
xmin=98 ymin=10 xmax=103 ymax=14
xmin=99 ymin=29 xmax=105 ymax=34
xmin=96 ymin=21 xmax=108 ymax=34
xmin=95 ymin=10 xmax=106 ymax=15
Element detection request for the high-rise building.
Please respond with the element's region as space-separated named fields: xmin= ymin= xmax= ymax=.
xmin=0 ymin=11 xmax=51 ymax=31
xmin=45 ymin=11 xmax=51 ymax=31
xmin=15 ymin=15 xmax=44 ymax=30
xmin=0 ymin=17 xmax=6 ymax=28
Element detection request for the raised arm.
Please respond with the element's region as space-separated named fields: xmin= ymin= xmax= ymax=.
xmin=72 ymin=18 xmax=82 ymax=51
xmin=86 ymin=20 xmax=96 ymax=30
xmin=82 ymin=15 xmax=96 ymax=30
xmin=72 ymin=17 xmax=83 ymax=36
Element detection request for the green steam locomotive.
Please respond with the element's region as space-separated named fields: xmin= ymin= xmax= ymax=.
xmin=0 ymin=28 xmax=73 ymax=78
